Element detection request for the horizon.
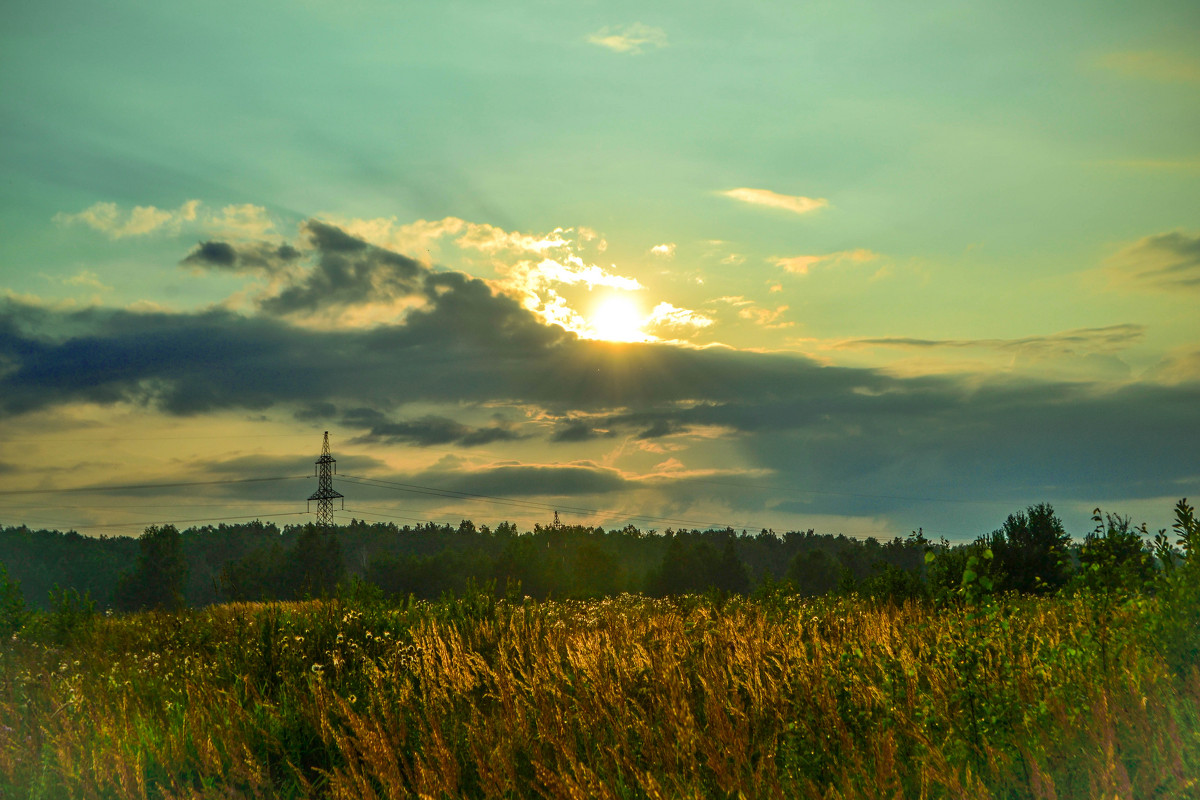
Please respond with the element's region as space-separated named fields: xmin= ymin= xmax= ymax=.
xmin=1 ymin=0 xmax=1197 ymax=542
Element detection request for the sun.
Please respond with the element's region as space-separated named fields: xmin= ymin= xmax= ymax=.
xmin=587 ymin=295 xmax=649 ymax=342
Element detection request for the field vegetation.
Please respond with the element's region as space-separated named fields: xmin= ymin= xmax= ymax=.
xmin=0 ymin=500 xmax=1198 ymax=798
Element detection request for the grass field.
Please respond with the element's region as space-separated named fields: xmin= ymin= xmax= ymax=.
xmin=2 ymin=591 xmax=1198 ymax=798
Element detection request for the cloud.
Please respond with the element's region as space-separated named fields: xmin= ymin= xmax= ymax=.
xmin=650 ymin=243 xmax=676 ymax=258
xmin=332 ymin=215 xmax=575 ymax=260
xmin=54 ymin=200 xmax=277 ymax=242
xmin=44 ymin=270 xmax=113 ymax=293
xmin=5 ymin=221 xmax=1197 ymax=523
xmin=720 ymin=188 xmax=828 ymax=215
xmin=714 ymin=295 xmax=752 ymax=307
xmin=833 ymin=325 xmax=1146 ymax=357
xmin=1094 ymin=50 xmax=1200 ymax=83
xmin=317 ymin=215 xmax=646 ymax=339
xmin=182 ymin=241 xmax=302 ymax=274
xmin=260 ymin=221 xmax=427 ymax=316
xmin=55 ymin=200 xmax=200 ymax=238
xmin=646 ymin=302 xmax=713 ymax=332
xmin=207 ymin=204 xmax=276 ymax=239
xmin=499 ymin=256 xmax=644 ymax=337
xmin=1146 ymin=348 xmax=1200 ymax=385
xmin=183 ymin=220 xmax=429 ymax=326
xmin=347 ymin=414 xmax=523 ymax=448
xmin=457 ymin=223 xmax=570 ymax=255
xmin=738 ymin=304 xmax=792 ymax=329
xmin=519 ymin=259 xmax=642 ymax=292
xmin=586 ymin=23 xmax=668 ymax=54
xmin=635 ymin=419 xmax=688 ymax=440
xmin=550 ymin=421 xmax=617 ymax=443
xmin=1106 ymin=231 xmax=1200 ymax=291
xmin=364 ymin=459 xmax=636 ymax=500
xmin=772 ymin=249 xmax=878 ymax=275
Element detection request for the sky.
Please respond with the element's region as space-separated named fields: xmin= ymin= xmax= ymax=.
xmin=1 ymin=0 xmax=1197 ymax=542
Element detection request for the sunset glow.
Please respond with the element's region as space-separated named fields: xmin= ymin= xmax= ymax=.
xmin=585 ymin=296 xmax=649 ymax=342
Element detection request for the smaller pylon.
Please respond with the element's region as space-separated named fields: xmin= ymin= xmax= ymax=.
xmin=307 ymin=431 xmax=344 ymax=531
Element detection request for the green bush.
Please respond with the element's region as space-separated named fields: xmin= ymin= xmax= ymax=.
xmin=47 ymin=584 xmax=96 ymax=643
xmin=1077 ymin=510 xmax=1156 ymax=597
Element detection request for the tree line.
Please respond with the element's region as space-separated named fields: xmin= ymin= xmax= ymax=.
xmin=2 ymin=499 xmax=1196 ymax=623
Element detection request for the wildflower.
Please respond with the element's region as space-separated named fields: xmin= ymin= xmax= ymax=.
xmin=336 ymin=633 xmax=344 ymax=644
xmin=311 ymin=663 xmax=324 ymax=674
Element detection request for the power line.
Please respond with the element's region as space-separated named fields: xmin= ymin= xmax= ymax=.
xmin=0 ymin=500 xmax=302 ymax=512
xmin=0 ymin=475 xmax=309 ymax=497
xmin=59 ymin=512 xmax=310 ymax=532
xmin=337 ymin=474 xmax=966 ymax=538
xmin=339 ymin=473 xmax=773 ymax=532
xmin=344 ymin=506 xmax=455 ymax=526
xmin=0 ymin=433 xmax=324 ymax=444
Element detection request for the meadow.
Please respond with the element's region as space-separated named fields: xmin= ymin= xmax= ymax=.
xmin=2 ymin=589 xmax=1197 ymax=799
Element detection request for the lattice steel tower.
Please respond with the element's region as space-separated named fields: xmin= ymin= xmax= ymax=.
xmin=307 ymin=431 xmax=344 ymax=530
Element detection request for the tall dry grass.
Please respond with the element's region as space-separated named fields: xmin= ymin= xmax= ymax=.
xmin=1 ymin=593 xmax=1196 ymax=798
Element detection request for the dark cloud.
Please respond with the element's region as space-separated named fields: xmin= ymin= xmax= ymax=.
xmin=1110 ymin=230 xmax=1200 ymax=290
xmin=183 ymin=240 xmax=236 ymax=268
xmin=182 ymin=240 xmax=301 ymax=273
xmin=635 ymin=419 xmax=689 ymax=439
xmin=459 ymin=427 xmax=524 ymax=447
xmin=550 ymin=421 xmax=617 ymax=443
xmin=259 ymin=220 xmax=425 ymax=315
xmin=347 ymin=415 xmax=523 ymax=448
xmin=420 ymin=463 xmax=630 ymax=498
xmin=294 ymin=402 xmax=339 ymax=422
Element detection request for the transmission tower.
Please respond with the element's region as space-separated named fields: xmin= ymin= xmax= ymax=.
xmin=307 ymin=431 xmax=344 ymax=531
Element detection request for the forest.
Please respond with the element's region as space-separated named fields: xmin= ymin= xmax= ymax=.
xmin=0 ymin=501 xmax=1180 ymax=612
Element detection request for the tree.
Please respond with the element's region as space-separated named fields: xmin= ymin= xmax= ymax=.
xmin=987 ymin=504 xmax=1070 ymax=594
xmin=786 ymin=549 xmax=842 ymax=598
xmin=0 ymin=561 xmax=28 ymax=636
xmin=1078 ymin=510 xmax=1155 ymax=596
xmin=284 ymin=525 xmax=345 ymax=599
xmin=857 ymin=562 xmax=928 ymax=604
xmin=570 ymin=540 xmax=622 ymax=598
xmin=712 ymin=536 xmax=750 ymax=595
xmin=219 ymin=543 xmax=285 ymax=601
xmin=114 ymin=525 xmax=188 ymax=611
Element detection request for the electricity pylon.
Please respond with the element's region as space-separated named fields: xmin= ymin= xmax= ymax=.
xmin=307 ymin=431 xmax=344 ymax=531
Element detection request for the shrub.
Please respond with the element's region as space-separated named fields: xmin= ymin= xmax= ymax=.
xmin=1157 ymin=498 xmax=1200 ymax=675
xmin=1077 ymin=510 xmax=1156 ymax=597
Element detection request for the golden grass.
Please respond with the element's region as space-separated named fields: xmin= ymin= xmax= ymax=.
xmin=1 ymin=594 xmax=1196 ymax=798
